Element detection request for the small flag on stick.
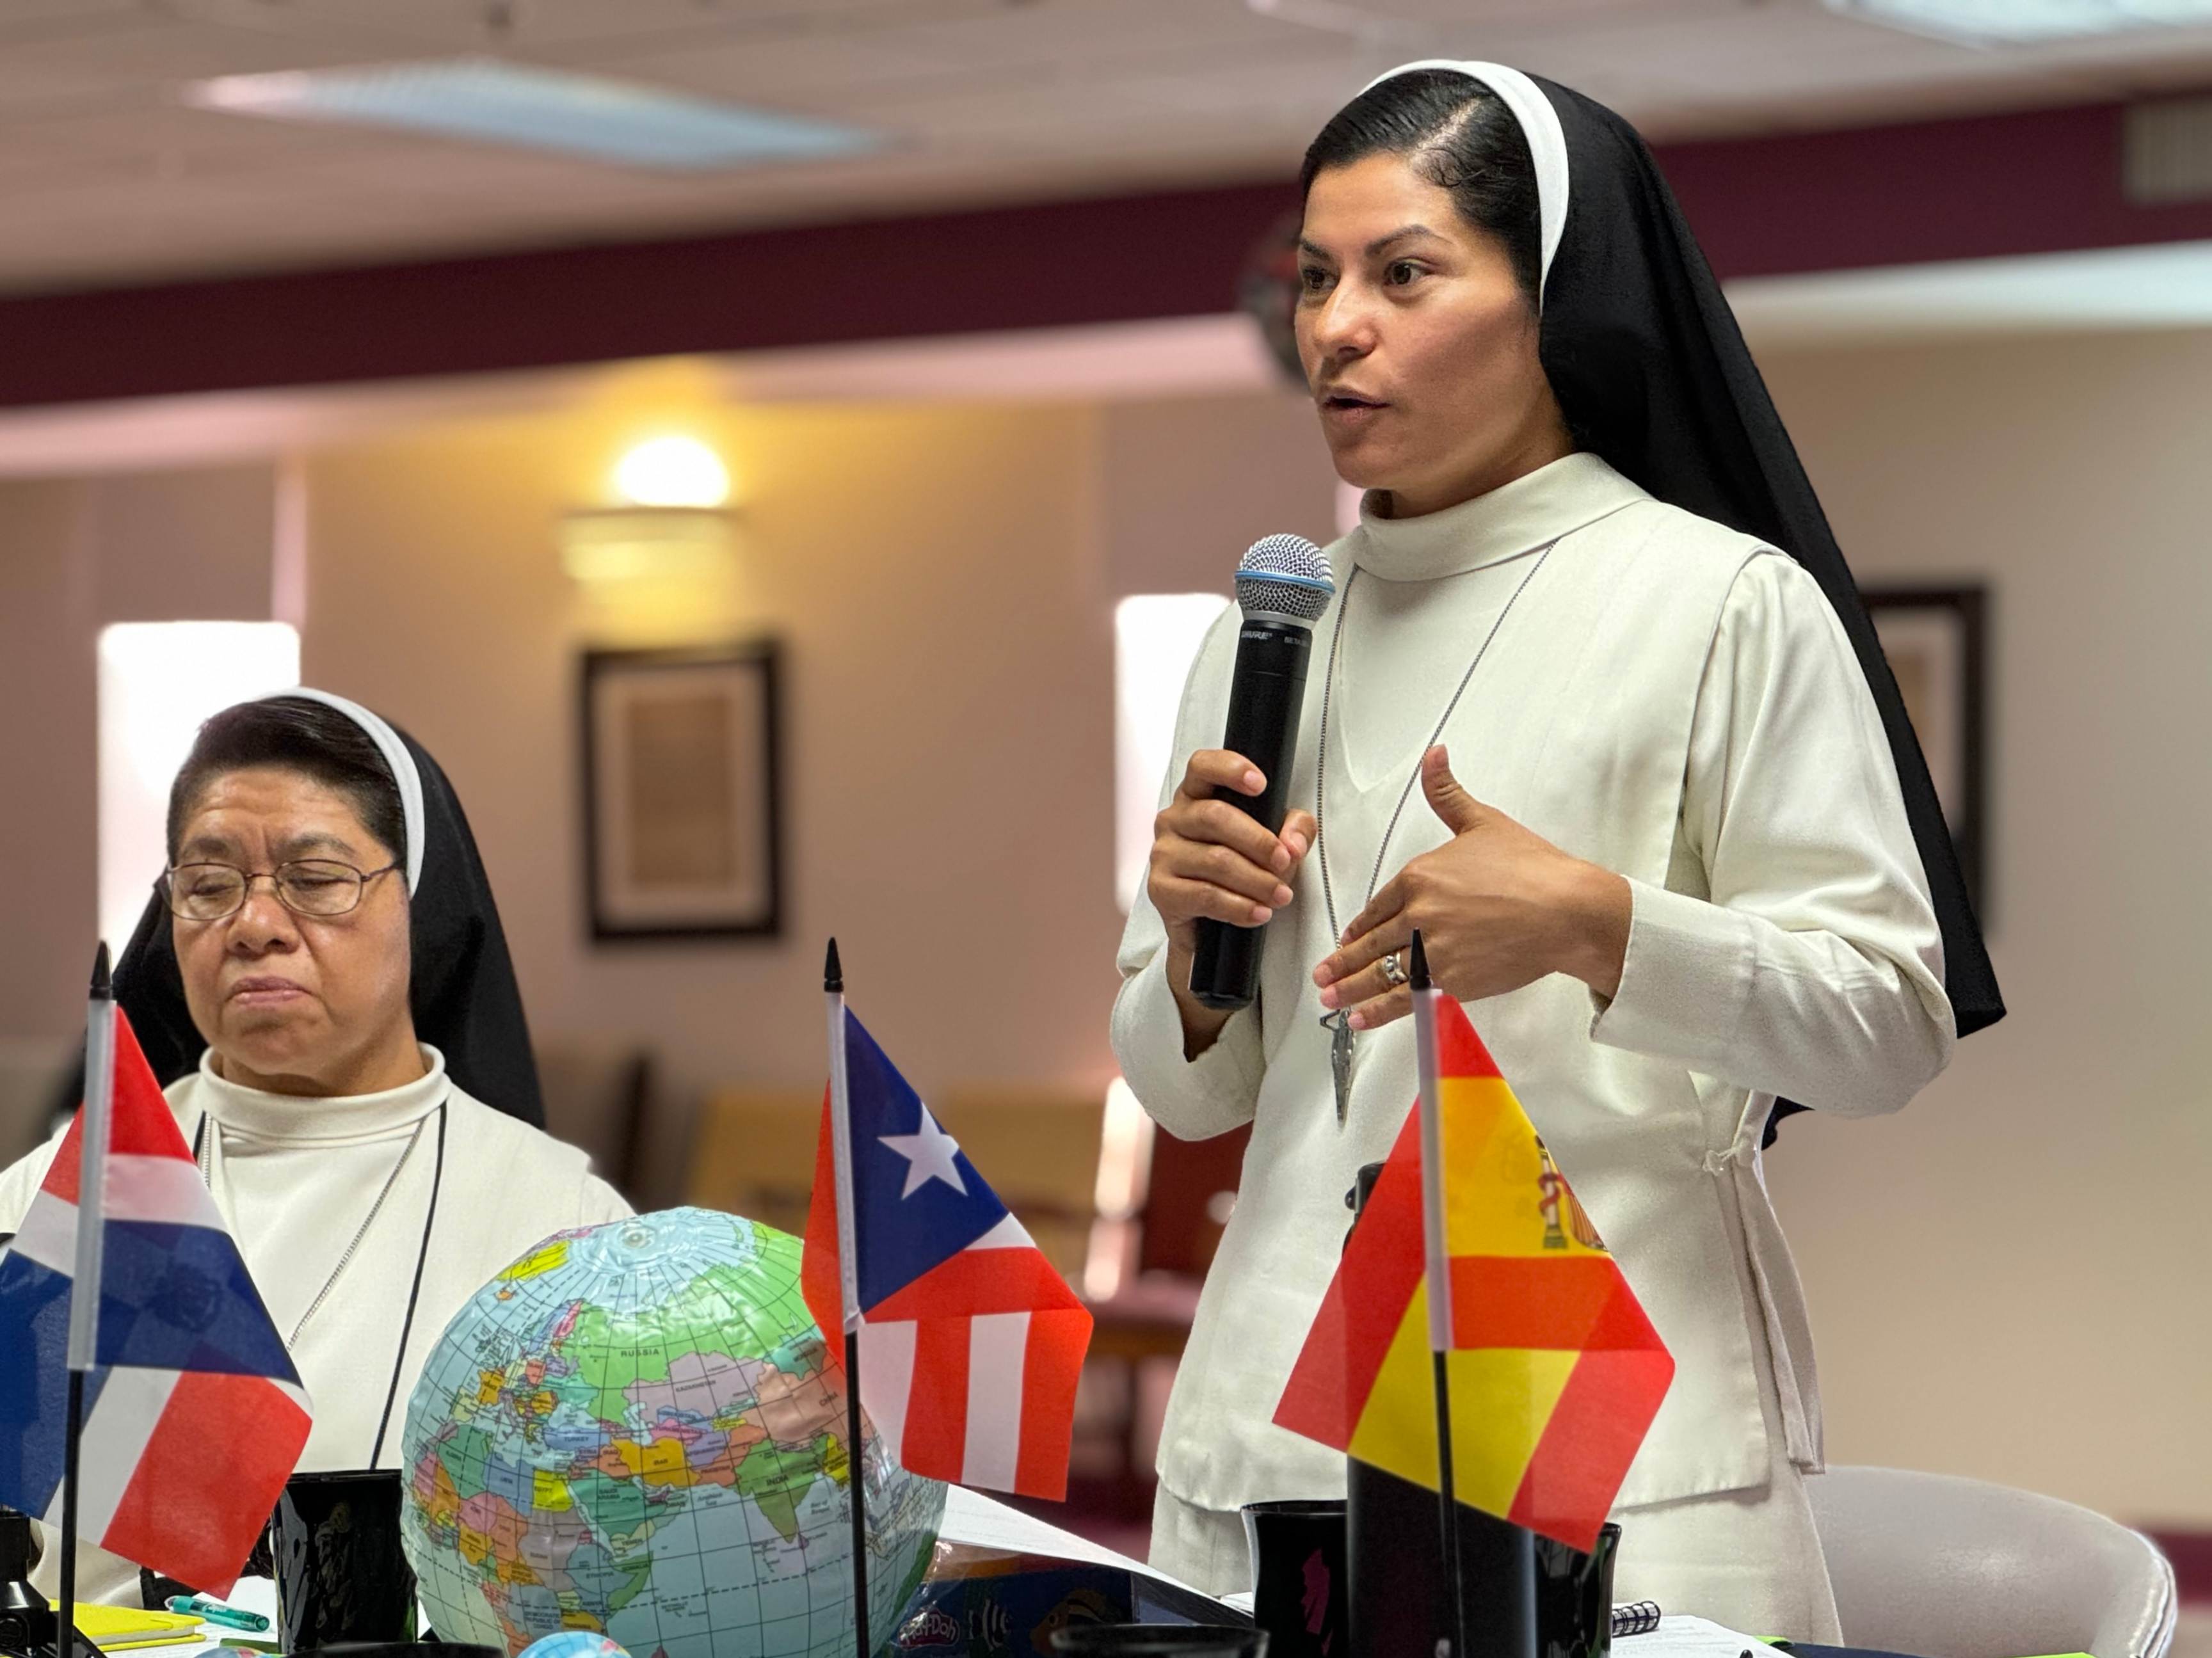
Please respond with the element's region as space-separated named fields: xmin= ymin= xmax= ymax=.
xmin=802 ymin=978 xmax=1092 ymax=1503
xmin=1274 ymin=988 xmax=1672 ymax=1552
xmin=0 ymin=972 xmax=311 ymax=1596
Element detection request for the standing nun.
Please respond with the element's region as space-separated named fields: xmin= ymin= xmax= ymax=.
xmin=1114 ymin=63 xmax=2000 ymax=1637
xmin=1 ymin=690 xmax=630 ymax=1600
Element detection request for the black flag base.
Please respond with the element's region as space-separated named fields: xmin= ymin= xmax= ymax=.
xmin=1347 ymin=1459 xmax=1534 ymax=1658
xmin=0 ymin=1512 xmax=101 ymax=1658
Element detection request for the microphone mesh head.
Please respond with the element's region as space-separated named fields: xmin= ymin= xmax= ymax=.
xmin=1234 ymin=533 xmax=1334 ymax=621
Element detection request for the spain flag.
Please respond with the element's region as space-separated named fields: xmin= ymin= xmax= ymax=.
xmin=1273 ymin=994 xmax=1673 ymax=1551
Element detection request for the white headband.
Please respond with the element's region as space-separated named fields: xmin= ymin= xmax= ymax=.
xmin=274 ymin=687 xmax=426 ymax=896
xmin=1357 ymin=60 xmax=1569 ymax=308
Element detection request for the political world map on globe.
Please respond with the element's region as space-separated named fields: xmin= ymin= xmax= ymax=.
xmin=399 ymin=1208 xmax=945 ymax=1658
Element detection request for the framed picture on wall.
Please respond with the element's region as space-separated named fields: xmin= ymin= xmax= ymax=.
xmin=1863 ymin=586 xmax=1989 ymax=921
xmin=581 ymin=642 xmax=783 ymax=941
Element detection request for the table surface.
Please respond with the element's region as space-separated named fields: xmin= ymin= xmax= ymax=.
xmin=163 ymin=1485 xmax=1182 ymax=1656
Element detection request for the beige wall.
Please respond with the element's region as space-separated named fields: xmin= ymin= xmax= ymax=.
xmin=0 ymin=477 xmax=99 ymax=1048
xmin=1757 ymin=330 xmax=2212 ymax=1526
xmin=0 ymin=466 xmax=274 ymax=1037
xmin=300 ymin=401 xmax=1117 ymax=1200
xmin=291 ymin=388 xmax=1331 ymax=1202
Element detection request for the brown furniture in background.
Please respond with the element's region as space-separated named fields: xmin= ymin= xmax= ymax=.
xmin=1071 ymin=1118 xmax=1252 ymax=1520
xmin=1136 ymin=1121 xmax=1251 ymax=1279
xmin=685 ymin=1087 xmax=822 ymax=1238
xmin=934 ymin=1086 xmax=1104 ymax=1282
xmin=534 ymin=1037 xmax=654 ymax=1200
xmin=682 ymin=1083 xmax=1105 ymax=1279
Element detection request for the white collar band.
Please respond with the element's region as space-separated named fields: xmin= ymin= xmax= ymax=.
xmin=1356 ymin=60 xmax=1569 ymax=309
xmin=273 ymin=687 xmax=427 ymax=897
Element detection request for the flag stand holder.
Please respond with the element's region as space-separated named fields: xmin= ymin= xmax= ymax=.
xmin=1342 ymin=933 xmax=1537 ymax=1658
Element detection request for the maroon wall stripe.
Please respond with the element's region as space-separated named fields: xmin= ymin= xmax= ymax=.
xmin=0 ymin=182 xmax=1294 ymax=410
xmin=2147 ymin=1529 xmax=2212 ymax=1604
xmin=1664 ymin=100 xmax=2212 ymax=278
xmin=2 ymin=95 xmax=2208 ymax=410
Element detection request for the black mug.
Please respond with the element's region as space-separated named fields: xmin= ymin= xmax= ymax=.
xmin=270 ymin=1470 xmax=419 ymax=1652
xmin=1533 ymin=1522 xmax=1621 ymax=1658
xmin=1050 ymin=1628 xmax=1268 ymax=1656
xmin=1240 ymin=1500 xmax=1345 ymax=1658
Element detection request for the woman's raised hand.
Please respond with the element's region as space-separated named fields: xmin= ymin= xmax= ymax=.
xmin=1311 ymin=745 xmax=1630 ymax=1032
xmin=1149 ymin=749 xmax=1317 ymax=1051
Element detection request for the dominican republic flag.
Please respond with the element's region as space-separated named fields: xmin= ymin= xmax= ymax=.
xmin=801 ymin=1011 xmax=1092 ymax=1501
xmin=0 ymin=1009 xmax=312 ymax=1594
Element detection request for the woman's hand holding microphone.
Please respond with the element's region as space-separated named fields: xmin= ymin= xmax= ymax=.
xmin=1146 ymin=749 xmax=1316 ymax=1058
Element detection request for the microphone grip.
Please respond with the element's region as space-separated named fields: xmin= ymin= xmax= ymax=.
xmin=1189 ymin=619 xmax=1314 ymax=1012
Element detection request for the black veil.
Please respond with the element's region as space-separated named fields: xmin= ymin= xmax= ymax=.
xmin=1370 ymin=61 xmax=2003 ymax=1071
xmin=108 ymin=689 xmax=545 ymax=1126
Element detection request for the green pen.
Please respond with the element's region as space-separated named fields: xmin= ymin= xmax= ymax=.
xmin=166 ymin=1596 xmax=272 ymax=1632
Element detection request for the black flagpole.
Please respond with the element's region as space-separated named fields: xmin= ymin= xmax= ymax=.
xmin=824 ymin=939 xmax=870 ymax=1658
xmin=59 ymin=944 xmax=118 ymax=1658
xmin=1408 ymin=932 xmax=1468 ymax=1658
xmin=58 ymin=1373 xmax=82 ymax=1658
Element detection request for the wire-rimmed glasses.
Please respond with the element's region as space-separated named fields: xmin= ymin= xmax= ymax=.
xmin=159 ymin=859 xmax=400 ymax=921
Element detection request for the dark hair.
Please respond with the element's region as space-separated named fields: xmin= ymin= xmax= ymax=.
xmin=166 ymin=696 xmax=407 ymax=869
xmin=1300 ymin=69 xmax=1543 ymax=307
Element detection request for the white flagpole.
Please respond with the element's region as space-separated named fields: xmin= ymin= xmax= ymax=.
xmin=61 ymin=943 xmax=116 ymax=1658
xmin=67 ymin=946 xmax=114 ymax=1373
xmin=1411 ymin=934 xmax=1450 ymax=1359
xmin=1408 ymin=931 xmax=1467 ymax=1657
xmin=822 ymin=939 xmax=869 ymax=1658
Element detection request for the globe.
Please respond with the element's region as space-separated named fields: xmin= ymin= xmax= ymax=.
xmin=399 ymin=1208 xmax=945 ymax=1658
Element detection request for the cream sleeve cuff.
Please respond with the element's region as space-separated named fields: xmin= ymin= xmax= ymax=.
xmin=1587 ymin=875 xmax=1756 ymax=1076
xmin=1111 ymin=948 xmax=1265 ymax=1140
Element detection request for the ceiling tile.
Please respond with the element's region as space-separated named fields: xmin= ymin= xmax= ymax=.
xmin=3 ymin=0 xmax=2210 ymax=292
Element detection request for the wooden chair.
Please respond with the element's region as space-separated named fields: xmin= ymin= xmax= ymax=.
xmin=534 ymin=1038 xmax=653 ymax=1200
xmin=933 ymin=1086 xmax=1106 ymax=1283
xmin=1072 ymin=1112 xmax=1253 ymax=1518
xmin=684 ymin=1083 xmax=1109 ymax=1270
xmin=685 ymin=1087 xmax=822 ymax=1239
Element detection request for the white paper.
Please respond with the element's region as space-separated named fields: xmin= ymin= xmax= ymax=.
xmin=1621 ymin=1614 xmax=1776 ymax=1658
xmin=940 ymin=1485 xmax=1180 ymax=1581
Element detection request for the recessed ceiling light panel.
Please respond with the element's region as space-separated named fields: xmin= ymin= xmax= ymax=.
xmin=184 ymin=57 xmax=880 ymax=171
xmin=1827 ymin=0 xmax=2212 ymax=44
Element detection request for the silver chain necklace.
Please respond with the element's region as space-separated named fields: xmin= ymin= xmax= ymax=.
xmin=198 ymin=1108 xmax=431 ymax=1348
xmin=1314 ymin=538 xmax=1560 ymax=1126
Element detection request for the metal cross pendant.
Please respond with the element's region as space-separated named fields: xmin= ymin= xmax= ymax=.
xmin=1322 ymin=1010 xmax=1355 ymax=1126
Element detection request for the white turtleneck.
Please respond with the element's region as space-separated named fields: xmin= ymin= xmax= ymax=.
xmin=0 ymin=1046 xmax=629 ymax=1601
xmin=191 ymin=1048 xmax=453 ymax=1372
xmin=1114 ymin=452 xmax=1953 ymax=1547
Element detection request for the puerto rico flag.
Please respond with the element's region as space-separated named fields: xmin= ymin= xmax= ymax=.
xmin=0 ymin=1010 xmax=311 ymax=1594
xmin=802 ymin=1012 xmax=1092 ymax=1501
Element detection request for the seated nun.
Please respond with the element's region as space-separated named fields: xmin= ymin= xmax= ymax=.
xmin=0 ymin=690 xmax=631 ymax=1600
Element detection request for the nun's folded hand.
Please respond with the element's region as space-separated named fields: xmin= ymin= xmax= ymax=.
xmin=1311 ymin=745 xmax=1630 ymax=1032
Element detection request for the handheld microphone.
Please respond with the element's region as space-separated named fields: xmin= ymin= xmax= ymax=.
xmin=1188 ymin=533 xmax=1335 ymax=1012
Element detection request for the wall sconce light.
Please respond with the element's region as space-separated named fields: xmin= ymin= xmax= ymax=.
xmin=559 ymin=436 xmax=739 ymax=584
